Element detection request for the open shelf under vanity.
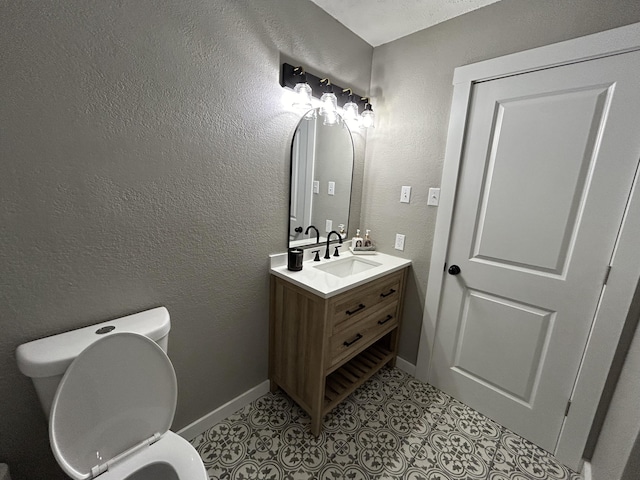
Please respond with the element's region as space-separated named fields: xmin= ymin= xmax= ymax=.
xmin=323 ymin=337 xmax=394 ymax=414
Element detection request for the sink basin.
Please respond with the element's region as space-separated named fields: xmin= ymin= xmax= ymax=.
xmin=314 ymin=256 xmax=382 ymax=278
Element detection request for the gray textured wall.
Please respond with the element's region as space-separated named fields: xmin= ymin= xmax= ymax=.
xmin=622 ymin=430 xmax=640 ymax=480
xmin=362 ymin=0 xmax=640 ymax=366
xmin=0 ymin=1 xmax=371 ymax=478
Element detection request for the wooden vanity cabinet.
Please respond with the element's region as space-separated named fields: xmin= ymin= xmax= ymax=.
xmin=269 ymin=267 xmax=409 ymax=435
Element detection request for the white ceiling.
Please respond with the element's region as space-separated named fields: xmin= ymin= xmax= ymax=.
xmin=309 ymin=0 xmax=502 ymax=47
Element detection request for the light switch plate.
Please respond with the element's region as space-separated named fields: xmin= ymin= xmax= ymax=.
xmin=326 ymin=219 xmax=332 ymax=233
xmin=328 ymin=181 xmax=335 ymax=196
xmin=400 ymin=186 xmax=411 ymax=203
xmin=313 ymin=180 xmax=319 ymax=194
xmin=428 ymin=187 xmax=441 ymax=206
xmin=394 ymin=234 xmax=405 ymax=251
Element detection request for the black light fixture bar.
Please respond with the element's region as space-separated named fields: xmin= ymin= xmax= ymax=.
xmin=280 ymin=63 xmax=369 ymax=111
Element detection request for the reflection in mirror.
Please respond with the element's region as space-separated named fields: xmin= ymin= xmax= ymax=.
xmin=289 ymin=108 xmax=354 ymax=249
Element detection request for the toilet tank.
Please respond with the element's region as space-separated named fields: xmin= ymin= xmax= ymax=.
xmin=16 ymin=307 xmax=171 ymax=418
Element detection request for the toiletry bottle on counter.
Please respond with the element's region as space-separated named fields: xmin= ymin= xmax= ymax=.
xmin=287 ymin=248 xmax=304 ymax=271
xmin=352 ymin=229 xmax=363 ymax=248
xmin=364 ymin=230 xmax=372 ymax=247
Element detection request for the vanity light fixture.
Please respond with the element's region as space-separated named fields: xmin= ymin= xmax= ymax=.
xmin=360 ymin=98 xmax=375 ymax=129
xmin=319 ymin=79 xmax=339 ymax=126
xmin=342 ymin=88 xmax=360 ymax=125
xmin=280 ymin=63 xmax=373 ymax=125
xmin=291 ymin=67 xmax=313 ymax=110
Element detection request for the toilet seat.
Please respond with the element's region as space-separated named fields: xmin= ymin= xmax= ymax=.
xmin=49 ymin=332 xmax=205 ymax=480
xmin=97 ymin=431 xmax=207 ymax=480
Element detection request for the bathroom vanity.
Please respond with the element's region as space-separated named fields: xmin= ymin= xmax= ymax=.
xmin=269 ymin=251 xmax=410 ymax=435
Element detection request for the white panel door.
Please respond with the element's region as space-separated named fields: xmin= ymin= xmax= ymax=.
xmin=429 ymin=50 xmax=640 ymax=452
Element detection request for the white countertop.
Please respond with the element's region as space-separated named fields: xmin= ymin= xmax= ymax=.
xmin=270 ymin=249 xmax=411 ymax=298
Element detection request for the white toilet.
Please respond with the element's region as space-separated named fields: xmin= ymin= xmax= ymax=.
xmin=16 ymin=307 xmax=208 ymax=480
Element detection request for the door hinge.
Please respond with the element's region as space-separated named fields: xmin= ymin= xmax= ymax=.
xmin=565 ymin=400 xmax=572 ymax=417
xmin=603 ymin=265 xmax=612 ymax=285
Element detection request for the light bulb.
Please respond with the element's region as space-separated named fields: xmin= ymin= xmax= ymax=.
xmin=292 ymin=81 xmax=313 ymax=110
xmin=320 ymin=91 xmax=337 ymax=115
xmin=343 ymin=100 xmax=359 ymax=123
xmin=320 ymin=91 xmax=338 ymax=126
xmin=323 ymin=109 xmax=339 ymax=126
xmin=361 ymin=103 xmax=375 ymax=129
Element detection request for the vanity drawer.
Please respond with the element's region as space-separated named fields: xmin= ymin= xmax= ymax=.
xmin=329 ymin=301 xmax=399 ymax=368
xmin=331 ymin=271 xmax=402 ymax=332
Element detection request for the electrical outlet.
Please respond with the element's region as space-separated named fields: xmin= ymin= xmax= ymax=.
xmin=394 ymin=234 xmax=405 ymax=251
xmin=328 ymin=181 xmax=335 ymax=196
xmin=428 ymin=187 xmax=441 ymax=206
xmin=326 ymin=219 xmax=333 ymax=233
xmin=400 ymin=186 xmax=411 ymax=203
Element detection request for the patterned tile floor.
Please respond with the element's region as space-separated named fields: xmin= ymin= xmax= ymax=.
xmin=191 ymin=367 xmax=581 ymax=480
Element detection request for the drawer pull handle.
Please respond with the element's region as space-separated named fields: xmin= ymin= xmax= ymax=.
xmin=380 ymin=289 xmax=396 ymax=298
xmin=346 ymin=304 xmax=366 ymax=315
xmin=343 ymin=333 xmax=363 ymax=347
xmin=378 ymin=315 xmax=393 ymax=325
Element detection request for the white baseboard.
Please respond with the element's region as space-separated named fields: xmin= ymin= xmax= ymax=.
xmin=582 ymin=460 xmax=592 ymax=480
xmin=178 ymin=358 xmax=416 ymax=441
xmin=396 ymin=356 xmax=416 ymax=377
xmin=177 ymin=380 xmax=270 ymax=441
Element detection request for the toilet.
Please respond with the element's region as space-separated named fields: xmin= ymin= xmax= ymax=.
xmin=16 ymin=307 xmax=208 ymax=480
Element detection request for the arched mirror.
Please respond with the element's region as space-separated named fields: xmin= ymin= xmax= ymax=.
xmin=289 ymin=109 xmax=354 ymax=249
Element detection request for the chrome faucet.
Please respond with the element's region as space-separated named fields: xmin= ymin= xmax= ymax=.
xmin=324 ymin=231 xmax=343 ymax=259
xmin=305 ymin=225 xmax=320 ymax=244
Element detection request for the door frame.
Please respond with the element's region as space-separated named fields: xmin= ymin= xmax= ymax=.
xmin=415 ymin=22 xmax=640 ymax=470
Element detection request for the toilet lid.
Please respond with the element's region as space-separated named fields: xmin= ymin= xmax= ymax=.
xmin=49 ymin=332 xmax=177 ymax=480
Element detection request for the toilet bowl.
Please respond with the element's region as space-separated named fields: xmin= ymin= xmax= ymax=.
xmin=16 ymin=308 xmax=208 ymax=480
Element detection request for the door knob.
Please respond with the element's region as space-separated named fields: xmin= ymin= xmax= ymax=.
xmin=294 ymin=226 xmax=303 ymax=233
xmin=448 ymin=265 xmax=461 ymax=275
